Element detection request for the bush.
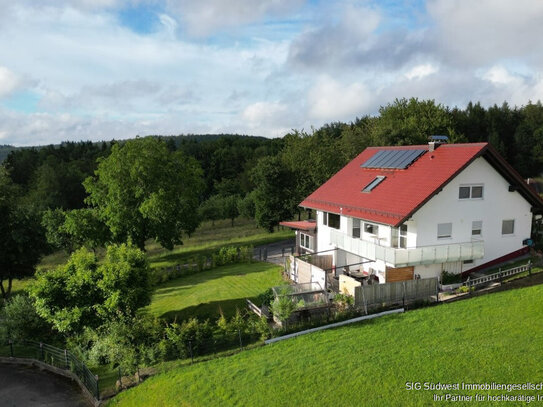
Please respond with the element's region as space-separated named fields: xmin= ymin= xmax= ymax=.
xmin=257 ymin=288 xmax=274 ymax=307
xmin=0 ymin=294 xmax=54 ymax=342
xmin=164 ymin=318 xmax=214 ymax=359
xmin=441 ymin=270 xmax=462 ymax=285
xmin=334 ymin=293 xmax=354 ymax=312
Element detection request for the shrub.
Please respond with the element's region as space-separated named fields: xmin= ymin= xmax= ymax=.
xmin=257 ymin=288 xmax=274 ymax=307
xmin=0 ymin=294 xmax=54 ymax=342
xmin=441 ymin=270 xmax=462 ymax=285
xmin=164 ymin=318 xmax=214 ymax=358
xmin=334 ymin=293 xmax=354 ymax=312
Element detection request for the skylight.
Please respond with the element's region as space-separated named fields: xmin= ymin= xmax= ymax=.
xmin=362 ymin=176 xmax=386 ymax=192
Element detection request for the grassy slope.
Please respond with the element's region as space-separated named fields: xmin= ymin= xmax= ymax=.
xmin=110 ymin=284 xmax=543 ymax=407
xmin=143 ymin=262 xmax=283 ymax=321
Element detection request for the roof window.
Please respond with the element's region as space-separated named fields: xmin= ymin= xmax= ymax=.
xmin=362 ymin=176 xmax=386 ymax=192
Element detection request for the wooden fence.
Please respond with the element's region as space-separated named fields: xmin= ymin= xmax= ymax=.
xmin=466 ymin=262 xmax=531 ymax=289
xmin=354 ymin=277 xmax=438 ymax=313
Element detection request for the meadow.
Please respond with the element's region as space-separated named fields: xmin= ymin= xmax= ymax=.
xmin=109 ymin=284 xmax=543 ymax=407
xmin=143 ymin=262 xmax=283 ymax=321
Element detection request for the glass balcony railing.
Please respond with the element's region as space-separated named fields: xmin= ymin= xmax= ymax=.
xmin=329 ymin=229 xmax=484 ymax=267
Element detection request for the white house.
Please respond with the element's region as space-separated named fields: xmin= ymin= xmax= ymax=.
xmin=281 ymin=140 xmax=543 ymax=286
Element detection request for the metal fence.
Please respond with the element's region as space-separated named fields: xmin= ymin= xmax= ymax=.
xmin=354 ymin=278 xmax=439 ymax=313
xmin=2 ymin=339 xmax=99 ymax=401
xmin=466 ymin=262 xmax=531 ymax=289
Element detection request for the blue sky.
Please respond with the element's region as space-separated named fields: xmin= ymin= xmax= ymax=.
xmin=1 ymin=0 xmax=543 ymax=146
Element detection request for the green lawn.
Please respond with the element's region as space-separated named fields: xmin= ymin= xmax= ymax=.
xmin=111 ymin=284 xmax=543 ymax=406
xmin=143 ymin=262 xmax=284 ymax=321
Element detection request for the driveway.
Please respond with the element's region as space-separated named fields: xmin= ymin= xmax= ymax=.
xmin=0 ymin=364 xmax=91 ymax=407
xmin=254 ymin=238 xmax=295 ymax=264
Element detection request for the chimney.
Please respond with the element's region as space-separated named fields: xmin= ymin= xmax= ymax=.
xmin=428 ymin=135 xmax=449 ymax=152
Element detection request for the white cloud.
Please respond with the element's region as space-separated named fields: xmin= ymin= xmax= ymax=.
xmin=0 ymin=66 xmax=20 ymax=97
xmin=166 ymin=0 xmax=305 ymax=37
xmin=427 ymin=0 xmax=543 ymax=66
xmin=405 ymin=64 xmax=438 ymax=80
xmin=307 ymin=77 xmax=372 ymax=121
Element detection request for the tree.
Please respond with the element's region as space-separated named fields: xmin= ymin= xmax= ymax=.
xmin=221 ymin=195 xmax=240 ymax=227
xmin=97 ymin=243 xmax=151 ymax=320
xmin=238 ymin=191 xmax=256 ymax=220
xmin=251 ymin=156 xmax=297 ymax=232
xmin=63 ymin=208 xmax=111 ymax=251
xmin=0 ymin=168 xmax=47 ymax=300
xmin=198 ymin=195 xmax=223 ymax=226
xmin=30 ymin=244 xmax=152 ymax=333
xmin=373 ymin=98 xmax=452 ymax=146
xmin=84 ymin=137 xmax=204 ymax=250
xmin=42 ymin=209 xmax=72 ymax=252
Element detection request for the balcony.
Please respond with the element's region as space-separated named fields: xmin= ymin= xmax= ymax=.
xmin=329 ymin=229 xmax=484 ymax=267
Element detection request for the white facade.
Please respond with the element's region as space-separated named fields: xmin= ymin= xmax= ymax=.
xmin=313 ymin=156 xmax=533 ymax=283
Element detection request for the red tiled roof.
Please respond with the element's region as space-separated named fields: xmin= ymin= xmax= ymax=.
xmin=300 ymin=143 xmax=490 ymax=227
xmin=279 ymin=220 xmax=317 ymax=231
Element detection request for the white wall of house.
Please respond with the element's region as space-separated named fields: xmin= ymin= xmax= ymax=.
xmin=412 ymin=156 xmax=532 ymax=272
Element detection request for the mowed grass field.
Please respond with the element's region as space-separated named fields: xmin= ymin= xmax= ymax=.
xmin=143 ymin=262 xmax=284 ymax=321
xmin=110 ymin=284 xmax=543 ymax=407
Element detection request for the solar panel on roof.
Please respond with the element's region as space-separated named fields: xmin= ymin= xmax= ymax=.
xmin=361 ymin=149 xmax=426 ymax=169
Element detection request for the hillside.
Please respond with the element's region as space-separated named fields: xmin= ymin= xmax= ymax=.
xmin=110 ymin=284 xmax=543 ymax=406
xmin=0 ymin=145 xmax=17 ymax=162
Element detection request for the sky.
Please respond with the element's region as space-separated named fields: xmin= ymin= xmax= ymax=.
xmin=1 ymin=0 xmax=543 ymax=146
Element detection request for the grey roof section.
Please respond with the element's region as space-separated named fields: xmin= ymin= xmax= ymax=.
xmin=361 ymin=149 xmax=426 ymax=169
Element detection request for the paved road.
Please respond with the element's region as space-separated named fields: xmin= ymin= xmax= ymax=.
xmin=0 ymin=364 xmax=90 ymax=407
xmin=254 ymin=238 xmax=295 ymax=264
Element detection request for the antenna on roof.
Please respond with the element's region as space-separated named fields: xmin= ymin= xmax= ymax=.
xmin=428 ymin=135 xmax=448 ymax=152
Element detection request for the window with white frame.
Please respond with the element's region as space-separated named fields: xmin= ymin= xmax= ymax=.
xmin=399 ymin=224 xmax=407 ymax=248
xmin=472 ymin=220 xmax=482 ymax=237
xmin=437 ymin=223 xmax=452 ymax=239
xmin=364 ymin=222 xmax=379 ymax=235
xmin=300 ymin=233 xmax=312 ymax=249
xmin=459 ymin=185 xmax=484 ymax=199
xmin=328 ymin=213 xmax=340 ymax=229
xmin=352 ymin=219 xmax=361 ymax=238
xmin=502 ymin=219 xmax=515 ymax=235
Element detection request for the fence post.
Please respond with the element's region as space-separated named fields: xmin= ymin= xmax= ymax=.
xmin=258 ymin=248 xmax=262 ymax=260
xmin=238 ymin=328 xmax=243 ymax=351
xmin=282 ymin=247 xmax=285 ymax=257
xmin=188 ymin=340 xmax=194 ymax=364
xmin=40 ymin=342 xmax=44 ymax=361
xmin=95 ymin=375 xmax=100 ymax=400
xmin=498 ymin=268 xmax=503 ymax=285
xmin=529 ymin=261 xmax=532 ymax=276
xmin=9 ymin=339 xmax=13 ymax=358
xmin=263 ymin=248 xmax=267 ymax=261
xmin=361 ymin=286 xmax=368 ymax=315
xmin=64 ymin=349 xmax=69 ymax=369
